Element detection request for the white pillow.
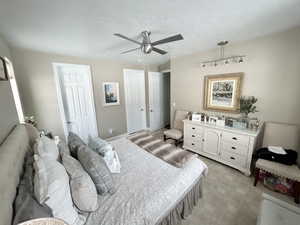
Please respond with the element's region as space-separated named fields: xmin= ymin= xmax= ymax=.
xmin=103 ymin=150 xmax=121 ymax=174
xmin=34 ymin=136 xmax=59 ymax=160
xmin=33 ymin=155 xmax=86 ymax=225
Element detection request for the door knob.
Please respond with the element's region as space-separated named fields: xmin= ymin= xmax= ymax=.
xmin=66 ymin=121 xmax=72 ymax=124
xmin=150 ymin=109 xmax=153 ymax=112
xmin=140 ymin=108 xmax=144 ymax=111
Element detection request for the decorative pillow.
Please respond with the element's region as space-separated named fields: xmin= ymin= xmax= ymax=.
xmin=88 ymin=136 xmax=113 ymax=156
xmin=33 ymin=155 xmax=86 ymax=225
xmin=77 ymin=145 xmax=116 ymax=195
xmin=62 ymin=154 xmax=98 ymax=212
xmin=33 ymin=155 xmax=48 ymax=203
xmin=34 ymin=136 xmax=59 ymax=160
xmin=68 ymin=132 xmax=86 ymax=158
xmin=103 ymin=150 xmax=121 ymax=174
xmin=58 ymin=140 xmax=70 ymax=157
xmin=13 ymin=152 xmax=52 ymax=225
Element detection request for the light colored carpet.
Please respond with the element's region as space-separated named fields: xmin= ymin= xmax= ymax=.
xmin=152 ymin=129 xmax=297 ymax=225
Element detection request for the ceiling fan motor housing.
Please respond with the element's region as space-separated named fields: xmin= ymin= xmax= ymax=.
xmin=141 ymin=31 xmax=152 ymax=53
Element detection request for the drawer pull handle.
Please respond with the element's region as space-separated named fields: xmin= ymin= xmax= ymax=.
xmin=232 ymin=137 xmax=237 ymax=140
xmin=231 ymin=147 xmax=236 ymax=150
xmin=230 ymin=157 xmax=235 ymax=160
xmin=191 ymin=143 xmax=195 ymax=146
xmin=192 ymin=135 xmax=195 ymax=137
xmin=192 ymin=127 xmax=195 ymax=130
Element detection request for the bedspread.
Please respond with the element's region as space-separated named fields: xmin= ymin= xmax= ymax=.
xmin=85 ymin=137 xmax=207 ymax=225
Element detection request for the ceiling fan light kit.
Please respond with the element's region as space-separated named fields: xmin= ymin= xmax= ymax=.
xmin=201 ymin=41 xmax=246 ymax=67
xmin=114 ymin=31 xmax=184 ymax=55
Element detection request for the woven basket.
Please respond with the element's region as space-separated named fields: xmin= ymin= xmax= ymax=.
xmin=18 ymin=218 xmax=69 ymax=225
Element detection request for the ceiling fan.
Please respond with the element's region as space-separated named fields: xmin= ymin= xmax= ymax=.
xmin=114 ymin=31 xmax=183 ymax=55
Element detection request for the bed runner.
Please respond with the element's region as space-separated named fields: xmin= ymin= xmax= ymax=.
xmin=128 ymin=131 xmax=195 ymax=168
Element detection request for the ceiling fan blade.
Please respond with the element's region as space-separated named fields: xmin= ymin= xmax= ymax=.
xmin=114 ymin=33 xmax=141 ymax=45
xmin=121 ymin=47 xmax=141 ymax=54
xmin=151 ymin=34 xmax=183 ymax=46
xmin=152 ymin=47 xmax=167 ymax=55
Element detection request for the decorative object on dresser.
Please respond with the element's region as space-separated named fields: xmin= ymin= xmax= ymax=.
xmin=163 ymin=110 xmax=189 ymax=146
xmin=183 ymin=119 xmax=264 ymax=175
xmin=203 ymin=73 xmax=243 ymax=113
xmin=102 ymin=82 xmax=120 ymax=106
xmin=239 ymin=96 xmax=258 ymax=118
xmin=253 ymin=121 xmax=300 ymax=203
xmin=0 ymin=56 xmax=8 ymax=81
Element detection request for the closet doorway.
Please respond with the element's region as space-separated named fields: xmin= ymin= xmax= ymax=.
xmin=53 ymin=63 xmax=98 ymax=142
xmin=148 ymin=71 xmax=170 ymax=131
xmin=123 ymin=69 xmax=147 ymax=134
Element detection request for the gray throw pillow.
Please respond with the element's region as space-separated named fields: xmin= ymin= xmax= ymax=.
xmin=88 ymin=136 xmax=113 ymax=156
xmin=13 ymin=151 xmax=52 ymax=225
xmin=77 ymin=145 xmax=116 ymax=195
xmin=68 ymin=132 xmax=86 ymax=158
xmin=58 ymin=140 xmax=70 ymax=157
xmin=62 ymin=154 xmax=98 ymax=212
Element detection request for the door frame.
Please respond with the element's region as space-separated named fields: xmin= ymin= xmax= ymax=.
xmin=53 ymin=62 xmax=98 ymax=140
xmin=123 ymin=68 xmax=147 ymax=134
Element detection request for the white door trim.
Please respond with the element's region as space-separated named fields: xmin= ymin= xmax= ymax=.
xmin=123 ymin=68 xmax=147 ymax=133
xmin=52 ymin=62 xmax=98 ymax=140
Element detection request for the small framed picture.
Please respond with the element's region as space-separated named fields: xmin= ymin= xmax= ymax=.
xmin=0 ymin=57 xmax=8 ymax=81
xmin=192 ymin=113 xmax=201 ymax=121
xmin=102 ymin=82 xmax=120 ymax=106
xmin=209 ymin=116 xmax=218 ymax=125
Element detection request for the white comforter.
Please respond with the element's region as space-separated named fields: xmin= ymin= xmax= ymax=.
xmin=85 ymin=137 xmax=208 ymax=225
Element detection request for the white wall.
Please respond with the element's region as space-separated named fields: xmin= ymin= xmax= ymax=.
xmin=0 ymin=37 xmax=18 ymax=144
xmin=170 ymin=27 xmax=300 ymax=125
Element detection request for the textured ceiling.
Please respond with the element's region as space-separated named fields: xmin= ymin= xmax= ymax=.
xmin=0 ymin=0 xmax=300 ymax=65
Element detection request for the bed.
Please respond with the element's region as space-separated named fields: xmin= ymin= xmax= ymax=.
xmin=0 ymin=124 xmax=207 ymax=225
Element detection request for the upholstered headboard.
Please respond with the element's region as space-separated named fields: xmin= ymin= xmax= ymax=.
xmin=0 ymin=124 xmax=39 ymax=225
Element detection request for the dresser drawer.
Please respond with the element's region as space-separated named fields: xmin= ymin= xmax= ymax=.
xmin=221 ymin=141 xmax=248 ymax=156
xmin=184 ymin=139 xmax=202 ymax=152
xmin=220 ymin=151 xmax=247 ymax=168
xmin=222 ymin=131 xmax=249 ymax=146
xmin=185 ymin=124 xmax=203 ymax=135
xmin=185 ymin=132 xmax=203 ymax=142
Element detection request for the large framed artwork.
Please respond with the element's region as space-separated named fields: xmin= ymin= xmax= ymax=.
xmin=102 ymin=82 xmax=120 ymax=106
xmin=203 ymin=73 xmax=243 ymax=113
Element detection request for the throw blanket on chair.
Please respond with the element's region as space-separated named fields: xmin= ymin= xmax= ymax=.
xmin=128 ymin=131 xmax=195 ymax=168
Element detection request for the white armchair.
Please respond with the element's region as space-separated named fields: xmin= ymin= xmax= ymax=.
xmin=163 ymin=110 xmax=189 ymax=146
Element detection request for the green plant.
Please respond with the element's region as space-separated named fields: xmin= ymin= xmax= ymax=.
xmin=239 ymin=96 xmax=258 ymax=117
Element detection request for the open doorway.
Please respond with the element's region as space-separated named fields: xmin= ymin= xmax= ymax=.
xmin=53 ymin=63 xmax=98 ymax=142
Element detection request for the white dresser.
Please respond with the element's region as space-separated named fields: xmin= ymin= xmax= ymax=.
xmin=183 ymin=119 xmax=264 ymax=175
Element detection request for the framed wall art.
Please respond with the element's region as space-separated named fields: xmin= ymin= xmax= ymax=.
xmin=102 ymin=82 xmax=120 ymax=106
xmin=203 ymin=73 xmax=243 ymax=113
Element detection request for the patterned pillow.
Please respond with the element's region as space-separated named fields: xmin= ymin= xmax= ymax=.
xmin=62 ymin=154 xmax=98 ymax=212
xmin=58 ymin=140 xmax=70 ymax=157
xmin=68 ymin=132 xmax=86 ymax=158
xmin=88 ymin=136 xmax=113 ymax=156
xmin=77 ymin=145 xmax=116 ymax=195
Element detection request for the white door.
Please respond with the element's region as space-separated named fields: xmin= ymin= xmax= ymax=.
xmin=53 ymin=63 xmax=98 ymax=142
xmin=123 ymin=69 xmax=147 ymax=134
xmin=203 ymin=128 xmax=221 ymax=156
xmin=148 ymin=72 xmax=165 ymax=131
